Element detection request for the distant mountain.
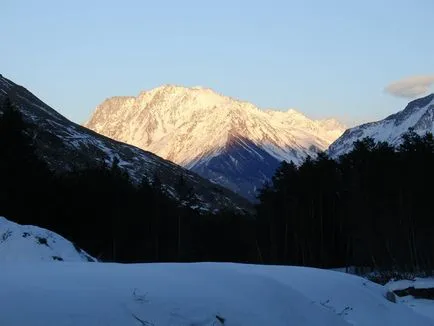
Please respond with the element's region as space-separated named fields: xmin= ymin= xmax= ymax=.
xmin=0 ymin=75 xmax=252 ymax=214
xmin=0 ymin=216 xmax=95 ymax=262
xmin=85 ymin=85 xmax=345 ymax=200
xmin=329 ymin=94 xmax=434 ymax=157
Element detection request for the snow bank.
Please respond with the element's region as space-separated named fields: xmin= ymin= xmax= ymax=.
xmin=0 ymin=216 xmax=95 ymax=262
xmin=0 ymin=262 xmax=433 ymax=326
xmin=387 ymin=278 xmax=434 ymax=321
xmin=387 ymin=278 xmax=434 ymax=291
xmin=224 ymin=264 xmax=434 ymax=326
xmin=398 ymin=296 xmax=434 ymax=322
xmin=0 ymin=217 xmax=431 ymax=325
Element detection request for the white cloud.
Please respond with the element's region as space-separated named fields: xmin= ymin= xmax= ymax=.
xmin=384 ymin=75 xmax=434 ymax=98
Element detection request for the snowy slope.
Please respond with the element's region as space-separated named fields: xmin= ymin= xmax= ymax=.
xmin=0 ymin=216 xmax=95 ymax=262
xmin=85 ymin=85 xmax=345 ymax=200
xmin=0 ymin=262 xmax=432 ymax=326
xmin=329 ymin=94 xmax=434 ymax=157
xmin=228 ymin=264 xmax=434 ymax=326
xmin=0 ymin=74 xmax=252 ymax=213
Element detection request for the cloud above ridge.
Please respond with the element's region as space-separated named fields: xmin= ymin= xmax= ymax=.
xmin=385 ymin=75 xmax=434 ymax=98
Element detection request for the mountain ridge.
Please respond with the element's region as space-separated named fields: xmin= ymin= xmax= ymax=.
xmin=328 ymin=93 xmax=434 ymax=157
xmin=0 ymin=74 xmax=253 ymax=213
xmin=86 ymin=85 xmax=346 ymax=200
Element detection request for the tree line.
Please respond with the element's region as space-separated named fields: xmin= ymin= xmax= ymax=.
xmin=256 ymin=130 xmax=434 ymax=273
xmin=1 ymin=95 xmax=433 ymax=273
xmin=0 ymin=97 xmax=256 ymax=263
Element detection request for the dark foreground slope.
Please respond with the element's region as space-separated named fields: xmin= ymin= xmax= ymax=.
xmin=0 ymin=74 xmax=252 ymax=214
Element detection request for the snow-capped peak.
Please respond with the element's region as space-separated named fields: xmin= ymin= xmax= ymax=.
xmin=328 ymin=93 xmax=434 ymax=157
xmin=87 ymin=85 xmax=345 ymax=166
xmin=85 ymin=86 xmax=346 ymax=200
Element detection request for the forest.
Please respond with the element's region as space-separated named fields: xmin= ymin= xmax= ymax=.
xmin=1 ymin=97 xmax=433 ymax=273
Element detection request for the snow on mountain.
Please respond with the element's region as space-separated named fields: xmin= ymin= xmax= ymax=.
xmin=85 ymin=85 xmax=345 ymax=200
xmin=329 ymin=94 xmax=434 ymax=158
xmin=0 ymin=75 xmax=252 ymax=214
xmin=0 ymin=262 xmax=432 ymax=326
xmin=0 ymin=216 xmax=95 ymax=262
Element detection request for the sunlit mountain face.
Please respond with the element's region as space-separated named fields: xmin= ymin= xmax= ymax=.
xmin=0 ymin=75 xmax=253 ymax=214
xmin=86 ymin=85 xmax=346 ymax=200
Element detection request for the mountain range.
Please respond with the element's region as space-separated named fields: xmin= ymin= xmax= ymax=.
xmin=329 ymin=93 xmax=434 ymax=157
xmin=85 ymin=85 xmax=346 ymax=200
xmin=0 ymin=75 xmax=252 ymax=214
xmin=3 ymin=73 xmax=432 ymax=206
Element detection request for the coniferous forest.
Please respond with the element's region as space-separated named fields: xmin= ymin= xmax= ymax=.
xmin=1 ymin=97 xmax=433 ymax=273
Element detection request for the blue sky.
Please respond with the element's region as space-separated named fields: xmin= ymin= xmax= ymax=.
xmin=3 ymin=0 xmax=434 ymax=126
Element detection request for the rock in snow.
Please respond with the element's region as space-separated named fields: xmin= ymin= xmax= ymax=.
xmin=0 ymin=216 xmax=95 ymax=262
xmin=329 ymin=94 xmax=434 ymax=158
xmin=85 ymin=85 xmax=346 ymax=200
xmin=386 ymin=278 xmax=434 ymax=321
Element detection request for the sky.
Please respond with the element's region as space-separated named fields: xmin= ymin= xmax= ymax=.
xmin=2 ymin=0 xmax=434 ymax=126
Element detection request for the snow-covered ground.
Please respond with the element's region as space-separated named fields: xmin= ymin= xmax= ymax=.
xmin=1 ymin=217 xmax=433 ymax=325
xmin=0 ymin=262 xmax=433 ymax=326
xmin=0 ymin=216 xmax=95 ymax=262
xmin=399 ymin=297 xmax=434 ymax=322
xmin=386 ymin=278 xmax=434 ymax=322
xmin=387 ymin=278 xmax=434 ymax=292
